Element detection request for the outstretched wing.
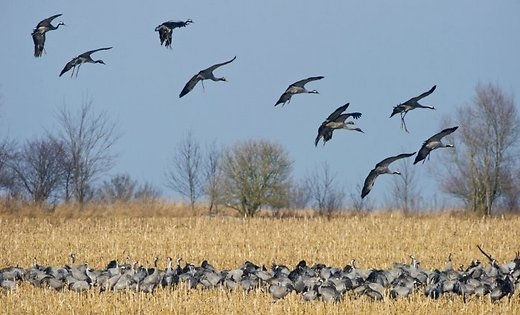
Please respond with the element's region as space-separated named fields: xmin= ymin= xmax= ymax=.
xmin=275 ymin=92 xmax=291 ymax=106
xmin=414 ymin=126 xmax=458 ymax=164
xmin=426 ymin=126 xmax=458 ymax=143
xmin=179 ymin=73 xmax=201 ymax=98
xmin=291 ymin=76 xmax=324 ymax=88
xmin=59 ymin=57 xmax=78 ymax=77
xmin=32 ymin=31 xmax=45 ymax=57
xmin=36 ymin=14 xmax=62 ymax=29
xmin=315 ymin=124 xmax=328 ymax=147
xmin=315 ymin=125 xmax=324 ymax=147
xmin=325 ymin=103 xmax=349 ymax=121
xmin=361 ymin=169 xmax=379 ymax=199
xmin=163 ymin=20 xmax=193 ymax=29
xmin=376 ymin=152 xmax=416 ymax=168
xmin=413 ymin=143 xmax=431 ymax=165
xmin=406 ymin=85 xmax=437 ymax=104
xmin=80 ymin=47 xmax=113 ymax=58
xmin=335 ymin=112 xmax=362 ymax=122
xmin=205 ymin=56 xmax=237 ymax=73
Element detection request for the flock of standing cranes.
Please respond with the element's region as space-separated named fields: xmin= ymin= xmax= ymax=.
xmin=31 ymin=13 xmax=459 ymax=201
xmin=1 ymin=247 xmax=518 ymax=303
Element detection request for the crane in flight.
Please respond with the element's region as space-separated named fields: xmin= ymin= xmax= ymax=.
xmin=390 ymin=85 xmax=436 ymax=132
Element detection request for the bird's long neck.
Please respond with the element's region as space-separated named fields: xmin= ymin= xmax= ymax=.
xmin=50 ymin=23 xmax=63 ymax=31
xmin=349 ymin=127 xmax=364 ymax=133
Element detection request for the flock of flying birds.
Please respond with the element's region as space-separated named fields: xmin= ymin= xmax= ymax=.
xmin=31 ymin=14 xmax=459 ymax=200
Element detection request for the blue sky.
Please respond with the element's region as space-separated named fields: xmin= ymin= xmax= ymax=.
xmin=1 ymin=1 xmax=519 ymax=209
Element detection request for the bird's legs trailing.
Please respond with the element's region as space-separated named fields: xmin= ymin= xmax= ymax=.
xmin=201 ymin=80 xmax=205 ymax=93
xmin=75 ymin=64 xmax=81 ymax=78
xmin=400 ymin=112 xmax=409 ymax=133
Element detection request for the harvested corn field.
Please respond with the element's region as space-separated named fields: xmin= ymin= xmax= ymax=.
xmin=1 ymin=208 xmax=519 ymax=314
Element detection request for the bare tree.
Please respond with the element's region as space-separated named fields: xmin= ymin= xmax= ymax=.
xmin=0 ymin=138 xmax=17 ymax=195
xmin=288 ymin=181 xmax=310 ymax=210
xmin=9 ymin=136 xmax=66 ymax=204
xmin=165 ymin=132 xmax=203 ymax=212
xmin=203 ymin=141 xmax=223 ymax=214
xmin=438 ymin=83 xmax=520 ymax=215
xmin=349 ymin=183 xmax=372 ymax=213
xmin=56 ymin=101 xmax=118 ymax=205
xmin=388 ymin=159 xmax=421 ymax=213
xmin=304 ymin=162 xmax=345 ymax=218
xmin=219 ymin=139 xmax=293 ymax=217
xmin=95 ymin=173 xmax=136 ymax=203
xmin=95 ymin=173 xmax=161 ymax=203
xmin=134 ymin=182 xmax=162 ymax=202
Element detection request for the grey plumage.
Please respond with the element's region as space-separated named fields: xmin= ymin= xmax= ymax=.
xmin=390 ymin=85 xmax=436 ymax=132
xmin=179 ymin=56 xmax=236 ymax=98
xmin=155 ymin=19 xmax=193 ymax=48
xmin=59 ymin=47 xmax=113 ymax=78
xmin=361 ymin=152 xmax=416 ymax=198
xmin=31 ymin=14 xmax=64 ymax=57
xmin=315 ymin=103 xmax=363 ymax=146
xmin=414 ymin=126 xmax=458 ymax=164
xmin=275 ymin=76 xmax=324 ymax=106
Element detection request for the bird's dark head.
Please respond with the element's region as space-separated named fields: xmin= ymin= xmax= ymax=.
xmin=393 ymin=171 xmax=402 ymax=175
xmin=309 ymin=89 xmax=319 ymax=94
xmin=96 ymin=60 xmax=106 ymax=65
xmin=219 ymin=77 xmax=228 ymax=82
xmin=445 ymin=144 xmax=454 ymax=148
xmin=353 ymin=127 xmax=364 ymax=133
xmin=57 ymin=21 xmax=66 ymax=27
xmin=186 ymin=19 xmax=194 ymax=24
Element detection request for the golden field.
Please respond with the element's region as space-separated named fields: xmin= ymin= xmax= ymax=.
xmin=1 ymin=202 xmax=519 ymax=314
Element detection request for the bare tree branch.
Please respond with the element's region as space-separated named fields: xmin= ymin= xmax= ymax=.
xmin=436 ymin=82 xmax=520 ymax=215
xmin=304 ymin=162 xmax=345 ymax=218
xmin=56 ymin=100 xmax=118 ymax=205
xmin=165 ymin=132 xmax=203 ymax=212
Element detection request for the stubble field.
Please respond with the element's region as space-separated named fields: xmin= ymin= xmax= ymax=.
xmin=1 ymin=203 xmax=519 ymax=314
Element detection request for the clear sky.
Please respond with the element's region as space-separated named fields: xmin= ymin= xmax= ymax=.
xmin=1 ymin=1 xmax=519 ymax=209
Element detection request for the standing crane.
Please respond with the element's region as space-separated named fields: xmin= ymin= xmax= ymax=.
xmin=413 ymin=126 xmax=458 ymax=164
xmin=315 ymin=103 xmax=363 ymax=146
xmin=275 ymin=76 xmax=324 ymax=106
xmin=361 ymin=152 xmax=416 ymax=198
xmin=390 ymin=85 xmax=436 ymax=132
xmin=155 ymin=19 xmax=193 ymax=49
xmin=31 ymin=14 xmax=65 ymax=57
xmin=179 ymin=56 xmax=236 ymax=98
xmin=59 ymin=47 xmax=113 ymax=78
